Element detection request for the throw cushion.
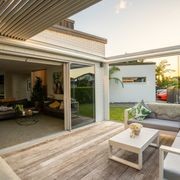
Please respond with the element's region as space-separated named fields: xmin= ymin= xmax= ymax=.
xmin=49 ymin=101 xmax=60 ymax=109
xmin=141 ymin=100 xmax=156 ymax=118
xmin=129 ymin=102 xmax=151 ymax=120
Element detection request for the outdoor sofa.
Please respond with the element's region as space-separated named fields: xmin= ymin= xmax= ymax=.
xmin=0 ymin=156 xmax=20 ymax=180
xmin=0 ymin=98 xmax=32 ymax=120
xmin=124 ymin=102 xmax=180 ymax=180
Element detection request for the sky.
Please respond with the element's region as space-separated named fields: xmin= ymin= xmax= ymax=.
xmin=71 ymin=0 xmax=180 ymax=57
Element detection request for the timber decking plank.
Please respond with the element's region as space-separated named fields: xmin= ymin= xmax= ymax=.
xmin=2 ymin=121 xmax=175 ymax=180
xmin=24 ymin=126 xmax=124 ymax=179
xmin=4 ymin=121 xmax=119 ymax=171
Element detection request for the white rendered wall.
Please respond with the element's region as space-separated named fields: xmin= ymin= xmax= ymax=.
xmin=3 ymin=72 xmax=31 ymax=100
xmin=110 ymin=64 xmax=156 ymax=103
xmin=0 ymin=33 xmax=106 ymax=122
xmin=12 ymin=74 xmax=31 ymax=100
xmin=31 ymin=30 xmax=105 ymax=57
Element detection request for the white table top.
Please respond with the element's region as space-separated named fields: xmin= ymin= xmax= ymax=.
xmin=109 ymin=127 xmax=159 ymax=152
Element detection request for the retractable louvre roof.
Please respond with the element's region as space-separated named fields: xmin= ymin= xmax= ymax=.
xmin=0 ymin=0 xmax=101 ymax=40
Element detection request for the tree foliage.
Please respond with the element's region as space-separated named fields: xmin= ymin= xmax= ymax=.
xmin=31 ymin=77 xmax=44 ymax=103
xmin=109 ymin=66 xmax=124 ymax=87
xmin=156 ymin=60 xmax=175 ymax=88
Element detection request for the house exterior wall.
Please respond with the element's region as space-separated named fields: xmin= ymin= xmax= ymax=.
xmin=32 ymin=28 xmax=107 ymax=121
xmin=0 ymin=30 xmax=107 ymax=122
xmin=110 ymin=64 xmax=156 ymax=103
xmin=30 ymin=29 xmax=105 ymax=57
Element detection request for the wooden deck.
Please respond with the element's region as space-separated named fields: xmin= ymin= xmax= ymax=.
xmin=2 ymin=121 xmax=175 ymax=180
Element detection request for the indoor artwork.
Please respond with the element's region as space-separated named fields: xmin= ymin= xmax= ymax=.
xmin=53 ymin=71 xmax=63 ymax=94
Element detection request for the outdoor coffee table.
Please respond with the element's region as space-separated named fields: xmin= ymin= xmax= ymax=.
xmin=109 ymin=127 xmax=159 ymax=170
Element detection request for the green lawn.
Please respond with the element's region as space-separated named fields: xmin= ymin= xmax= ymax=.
xmin=110 ymin=106 xmax=127 ymax=122
xmin=79 ymin=103 xmax=94 ymax=118
xmin=79 ymin=103 xmax=131 ymax=122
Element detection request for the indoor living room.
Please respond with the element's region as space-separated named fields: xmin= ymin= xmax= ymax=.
xmin=0 ymin=59 xmax=65 ymax=149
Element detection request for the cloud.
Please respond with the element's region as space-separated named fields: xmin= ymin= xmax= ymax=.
xmin=116 ymin=0 xmax=128 ymax=14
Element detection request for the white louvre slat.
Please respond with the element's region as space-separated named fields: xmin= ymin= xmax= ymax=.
xmin=22 ymin=0 xmax=98 ymax=39
xmin=0 ymin=0 xmax=101 ymax=40
xmin=3 ymin=0 xmax=51 ymax=36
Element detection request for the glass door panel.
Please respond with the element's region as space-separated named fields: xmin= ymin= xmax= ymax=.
xmin=70 ymin=63 xmax=95 ymax=129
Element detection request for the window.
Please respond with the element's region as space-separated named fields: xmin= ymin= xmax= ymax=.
xmin=122 ymin=77 xmax=146 ymax=83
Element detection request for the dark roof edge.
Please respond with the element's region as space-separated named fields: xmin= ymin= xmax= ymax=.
xmin=49 ymin=25 xmax=107 ymax=44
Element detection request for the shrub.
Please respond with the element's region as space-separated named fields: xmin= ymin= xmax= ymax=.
xmin=71 ymin=87 xmax=94 ymax=103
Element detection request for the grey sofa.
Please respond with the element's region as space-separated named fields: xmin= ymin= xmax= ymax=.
xmin=124 ymin=102 xmax=180 ymax=180
xmin=124 ymin=103 xmax=180 ymax=131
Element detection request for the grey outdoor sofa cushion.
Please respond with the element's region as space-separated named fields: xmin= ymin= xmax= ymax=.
xmin=128 ymin=118 xmax=180 ymax=132
xmin=164 ymin=137 xmax=180 ymax=180
xmin=147 ymin=103 xmax=180 ymax=121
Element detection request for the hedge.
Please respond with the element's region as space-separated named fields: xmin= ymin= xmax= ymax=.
xmin=71 ymin=87 xmax=95 ymax=103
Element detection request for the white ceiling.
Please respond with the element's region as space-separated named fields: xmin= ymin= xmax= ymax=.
xmin=0 ymin=0 xmax=101 ymax=40
xmin=0 ymin=59 xmax=60 ymax=74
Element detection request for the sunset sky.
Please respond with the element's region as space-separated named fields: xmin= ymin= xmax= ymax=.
xmin=72 ymin=0 xmax=180 ymax=57
xmin=146 ymin=56 xmax=179 ymax=77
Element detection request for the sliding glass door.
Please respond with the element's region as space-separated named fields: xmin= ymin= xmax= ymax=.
xmin=70 ymin=63 xmax=95 ymax=129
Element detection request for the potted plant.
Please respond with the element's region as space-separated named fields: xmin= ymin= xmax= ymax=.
xmin=31 ymin=77 xmax=44 ymax=109
xmin=15 ymin=104 xmax=24 ymax=116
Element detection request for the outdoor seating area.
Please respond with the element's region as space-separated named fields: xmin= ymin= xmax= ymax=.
xmin=124 ymin=102 xmax=180 ymax=179
xmin=0 ymin=1 xmax=180 ymax=179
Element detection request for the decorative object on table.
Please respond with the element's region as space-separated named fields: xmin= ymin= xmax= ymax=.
xmin=129 ymin=100 xmax=151 ymax=120
xmin=31 ymin=77 xmax=45 ymax=109
xmin=129 ymin=123 xmax=143 ymax=138
xmin=14 ymin=104 xmax=24 ymax=115
xmin=26 ymin=109 xmax=33 ymax=116
xmin=22 ymin=111 xmax=25 ymax=116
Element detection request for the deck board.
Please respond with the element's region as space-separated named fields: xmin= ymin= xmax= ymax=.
xmin=2 ymin=121 xmax=175 ymax=180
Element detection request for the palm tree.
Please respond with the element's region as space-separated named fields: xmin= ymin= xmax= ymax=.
xmin=109 ymin=66 xmax=124 ymax=87
xmin=156 ymin=60 xmax=175 ymax=88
